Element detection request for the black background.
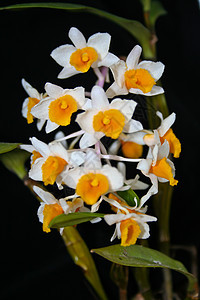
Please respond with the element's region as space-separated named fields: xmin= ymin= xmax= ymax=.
xmin=0 ymin=0 xmax=200 ymax=299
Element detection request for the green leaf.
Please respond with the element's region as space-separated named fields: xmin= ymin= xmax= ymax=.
xmin=92 ymin=244 xmax=198 ymax=297
xmin=0 ymin=148 xmax=30 ymax=179
xmin=149 ymin=0 xmax=167 ymax=29
xmin=117 ymin=188 xmax=140 ymax=207
xmin=49 ymin=212 xmax=105 ymax=229
xmin=93 ymin=244 xmax=194 ymax=278
xmin=0 ymin=2 xmax=154 ymax=58
xmin=0 ymin=142 xmax=21 ymax=154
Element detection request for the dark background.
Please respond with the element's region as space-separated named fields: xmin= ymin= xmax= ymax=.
xmin=0 ymin=0 xmax=200 ymax=299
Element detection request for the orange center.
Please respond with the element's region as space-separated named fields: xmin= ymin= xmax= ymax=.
xmin=43 ymin=203 xmax=64 ymax=233
xmin=150 ymin=157 xmax=178 ymax=186
xmin=70 ymin=47 xmax=98 ymax=72
xmin=31 ymin=150 xmax=42 ymax=166
xmin=124 ymin=68 xmax=156 ymax=93
xmin=27 ymin=97 xmax=40 ymax=124
xmin=48 ymin=95 xmax=77 ymax=126
xmin=120 ymin=218 xmax=141 ymax=246
xmin=76 ymin=173 xmax=109 ymax=205
xmin=160 ymin=129 xmax=181 ymax=158
xmin=121 ymin=140 xmax=143 ymax=158
xmin=93 ymin=109 xmax=125 ymax=139
xmin=42 ymin=156 xmax=67 ymax=186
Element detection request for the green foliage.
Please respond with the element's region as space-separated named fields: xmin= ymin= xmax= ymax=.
xmin=0 ymin=142 xmax=21 ymax=154
xmin=49 ymin=211 xmax=105 ymax=229
xmin=92 ymin=244 xmax=197 ymax=295
xmin=0 ymin=2 xmax=154 ymax=58
xmin=117 ymin=188 xmax=140 ymax=207
xmin=0 ymin=148 xmax=30 ymax=180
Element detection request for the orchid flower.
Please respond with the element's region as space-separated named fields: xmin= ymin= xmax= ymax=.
xmin=51 ymin=27 xmax=119 ymax=79
xmin=31 ymin=83 xmax=86 ymax=133
xmin=106 ymin=45 xmax=165 ymax=98
xmin=20 ymin=137 xmax=85 ymax=186
xmin=103 ymin=195 xmax=157 ymax=246
xmin=76 ymin=85 xmax=143 ymax=148
xmin=137 ymin=141 xmax=178 ymax=207
xmin=21 ymin=79 xmax=48 ymax=130
xmin=33 ymin=186 xmax=84 ymax=233
xmin=62 ymin=149 xmax=124 ymax=205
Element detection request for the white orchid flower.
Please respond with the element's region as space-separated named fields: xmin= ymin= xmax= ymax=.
xmin=103 ymin=195 xmax=157 ymax=246
xmin=143 ymin=111 xmax=181 ymax=158
xmin=33 ymin=186 xmax=84 ymax=233
xmin=31 ymin=82 xmax=86 ymax=133
xmin=137 ymin=141 xmax=178 ymax=207
xmin=20 ymin=137 xmax=85 ymax=186
xmin=51 ymin=27 xmax=119 ymax=79
xmin=62 ymin=149 xmax=124 ymax=205
xmin=106 ymin=45 xmax=165 ymax=98
xmin=76 ymin=85 xmax=143 ymax=148
xmin=21 ymin=79 xmax=48 ymax=130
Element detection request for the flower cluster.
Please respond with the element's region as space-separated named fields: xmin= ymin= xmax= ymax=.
xmin=21 ymin=27 xmax=181 ymax=247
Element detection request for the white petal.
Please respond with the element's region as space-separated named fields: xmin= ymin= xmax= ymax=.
xmin=139 ymin=174 xmax=158 ymax=208
xmin=91 ymin=85 xmax=109 ymax=109
xmin=123 ymin=119 xmax=143 ymax=133
xmin=33 ymin=186 xmax=57 ymax=204
xmin=126 ymin=45 xmax=142 ymax=70
xmin=29 ymin=157 xmax=44 ymax=181
xmin=69 ymin=151 xmax=85 ymax=167
xmin=20 ymin=144 xmax=35 ymax=153
xmin=106 ymin=82 xmax=128 ymax=98
xmin=68 ymin=27 xmax=87 ymax=49
xmin=45 ymin=82 xmax=64 ymax=98
xmin=50 ymin=44 xmax=75 ymax=67
xmin=45 ymin=120 xmax=60 ymax=134
xmin=62 ymin=167 xmax=82 ymax=188
xmin=97 ymin=52 xmax=119 ymax=68
xmin=76 ymin=110 xmax=96 ymax=134
xmin=21 ymin=97 xmax=29 ymax=119
xmin=110 ymin=60 xmax=126 ymax=88
xmin=37 ymin=202 xmax=45 ymax=223
xmin=54 ymin=131 xmax=68 ymax=148
xmin=117 ymin=162 xmax=126 ymax=179
xmin=146 ymin=85 xmax=164 ymax=96
xmin=36 ymin=119 xmax=46 ymax=131
xmin=109 ymin=140 xmax=121 ymax=155
xmin=79 ymin=132 xmax=98 ymax=149
xmin=21 ymin=78 xmax=40 ymax=99
xmin=138 ymin=61 xmax=165 ymax=81
xmin=57 ymin=66 xmax=81 ymax=79
xmin=104 ymin=213 xmax=127 ymax=225
xmin=91 ymin=197 xmax=103 ymax=212
xmin=31 ymin=99 xmax=50 ymax=120
xmin=30 ymin=137 xmax=50 ymax=157
xmin=109 ymin=98 xmax=137 ymax=121
xmin=123 ymin=131 xmax=146 ymax=145
xmin=157 ymin=140 xmax=170 ymax=160
xmin=49 ymin=142 xmax=69 ymax=161
xmin=101 ymin=165 xmax=124 ymax=191
xmin=138 ymin=222 xmax=150 ymax=239
xmin=84 ymin=149 xmax=102 ymax=169
xmin=129 ymin=85 xmax=164 ymax=96
xmin=87 ymin=32 xmax=110 ymax=59
xmin=65 ymin=86 xmax=85 ymax=108
xmin=110 ymin=225 xmax=118 ymax=242
xmin=137 ymin=158 xmax=152 ymax=174
xmin=158 ymin=112 xmax=176 ymax=137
